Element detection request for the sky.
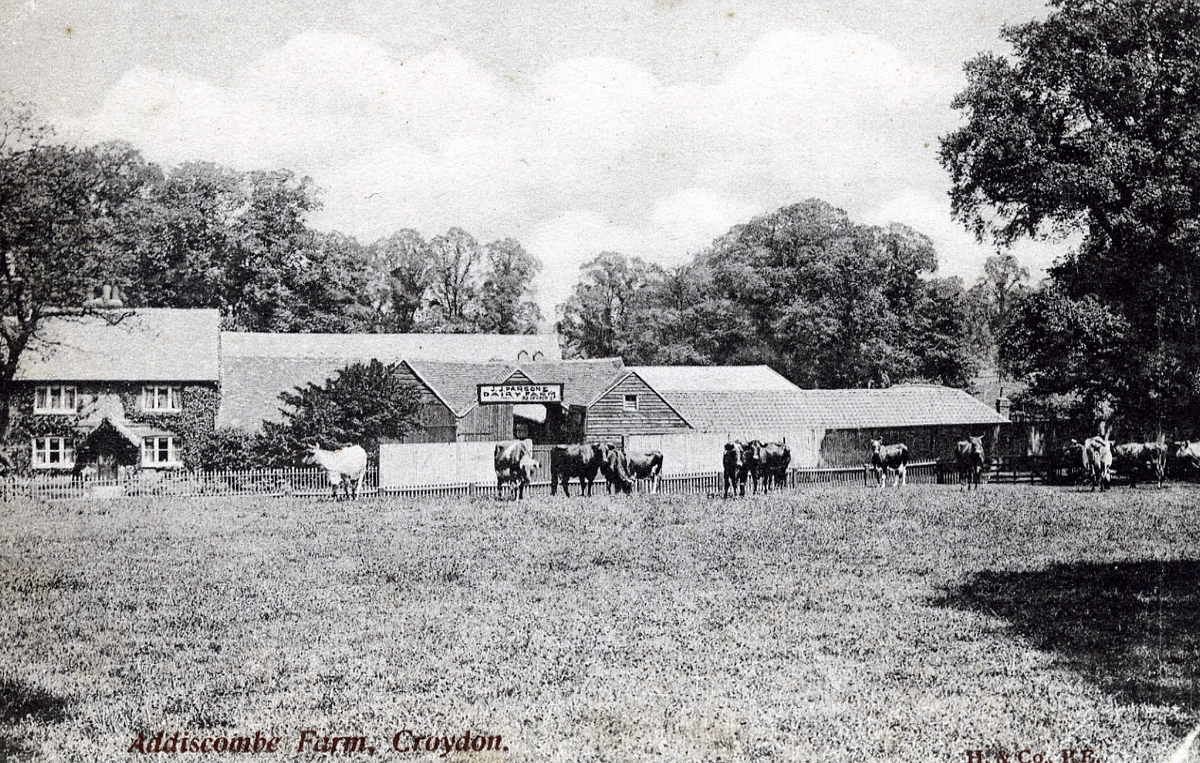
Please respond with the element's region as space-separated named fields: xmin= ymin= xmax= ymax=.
xmin=0 ymin=0 xmax=1069 ymax=318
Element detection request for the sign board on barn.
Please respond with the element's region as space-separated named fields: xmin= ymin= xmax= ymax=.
xmin=477 ymin=383 xmax=564 ymax=404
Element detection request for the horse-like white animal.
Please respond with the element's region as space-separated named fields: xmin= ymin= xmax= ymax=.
xmin=308 ymin=444 xmax=368 ymax=500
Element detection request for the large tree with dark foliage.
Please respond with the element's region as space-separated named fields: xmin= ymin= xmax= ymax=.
xmin=558 ymin=200 xmax=977 ymax=388
xmin=0 ymin=103 xmax=152 ymax=441
xmin=940 ymin=0 xmax=1200 ymax=434
xmin=264 ymin=359 xmax=422 ymax=460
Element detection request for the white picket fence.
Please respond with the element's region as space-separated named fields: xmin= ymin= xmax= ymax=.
xmin=0 ymin=466 xmax=380 ymax=502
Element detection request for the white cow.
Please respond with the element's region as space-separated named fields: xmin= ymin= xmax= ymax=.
xmin=308 ymin=444 xmax=368 ymax=500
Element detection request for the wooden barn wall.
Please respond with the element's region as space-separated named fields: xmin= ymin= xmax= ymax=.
xmin=586 ymin=375 xmax=691 ymax=444
xmin=457 ymin=403 xmax=513 ymax=442
xmin=818 ymin=425 xmax=1004 ymax=467
xmin=390 ymin=365 xmax=456 ymax=443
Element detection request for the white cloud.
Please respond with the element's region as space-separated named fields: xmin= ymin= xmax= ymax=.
xmin=80 ymin=26 xmax=992 ymax=314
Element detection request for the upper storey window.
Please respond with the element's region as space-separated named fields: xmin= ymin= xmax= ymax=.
xmin=34 ymin=385 xmax=76 ymax=414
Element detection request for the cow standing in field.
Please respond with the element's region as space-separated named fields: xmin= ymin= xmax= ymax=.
xmin=1113 ymin=442 xmax=1168 ymax=488
xmin=723 ymin=442 xmax=747 ymax=498
xmin=621 ymin=450 xmax=664 ymax=494
xmin=1082 ymin=436 xmax=1113 ymax=491
xmin=756 ymin=441 xmax=791 ymax=492
xmin=955 ymin=436 xmax=986 ymax=491
xmin=550 ymin=444 xmax=606 ymax=496
xmin=308 ymin=444 xmax=368 ymax=500
xmin=1172 ymin=440 xmax=1200 ymax=479
xmin=870 ymin=440 xmax=909 ymax=488
xmin=598 ymin=443 xmax=634 ymax=495
xmin=494 ymin=439 xmax=538 ymax=500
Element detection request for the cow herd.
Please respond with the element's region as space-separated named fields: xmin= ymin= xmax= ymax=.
xmin=493 ymin=440 xmax=664 ymax=500
xmin=312 ymin=432 xmax=1200 ymax=503
xmin=721 ymin=440 xmax=793 ymax=498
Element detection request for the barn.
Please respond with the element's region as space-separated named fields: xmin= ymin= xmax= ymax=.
xmin=215 ymin=332 xmax=561 ymax=432
xmin=514 ymin=359 xmax=691 ymax=444
xmin=628 ymin=367 xmax=1009 ymax=470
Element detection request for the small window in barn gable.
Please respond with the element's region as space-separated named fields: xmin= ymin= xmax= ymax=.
xmin=34 ymin=385 xmax=77 ymax=414
xmin=32 ymin=437 xmax=74 ymax=469
xmin=142 ymin=436 xmax=181 ymax=467
xmin=142 ymin=386 xmax=181 ymax=412
xmin=623 ymin=394 xmax=639 ymax=412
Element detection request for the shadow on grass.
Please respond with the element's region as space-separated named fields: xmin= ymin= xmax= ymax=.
xmin=0 ymin=678 xmax=70 ymax=759
xmin=933 ymin=560 xmax=1200 ymax=711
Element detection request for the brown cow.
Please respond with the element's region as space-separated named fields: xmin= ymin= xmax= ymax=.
xmin=955 ymin=436 xmax=985 ymax=491
xmin=723 ymin=441 xmax=747 ymax=498
xmin=870 ymin=440 xmax=909 ymax=487
xmin=623 ymin=450 xmax=664 ymax=493
xmin=598 ymin=443 xmax=634 ymax=495
xmin=756 ymin=441 xmax=791 ymax=492
xmin=550 ymin=443 xmax=605 ymax=496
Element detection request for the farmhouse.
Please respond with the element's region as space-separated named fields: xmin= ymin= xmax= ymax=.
xmin=8 ymin=309 xmax=222 ymax=475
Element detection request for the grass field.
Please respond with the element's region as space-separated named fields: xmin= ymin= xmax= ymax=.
xmin=1 ymin=485 xmax=1198 ymax=762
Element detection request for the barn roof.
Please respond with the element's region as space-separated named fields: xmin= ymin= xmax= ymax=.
xmin=657 ymin=385 xmax=1009 ymax=434
xmin=629 ymin=365 xmax=800 ymax=392
xmin=404 ymin=361 xmax=518 ymax=417
xmin=221 ymin=331 xmax=561 ymax=362
xmin=217 ymin=357 xmax=353 ymax=430
xmin=516 ymin=358 xmax=628 ymax=406
xmin=14 ymin=309 xmax=221 ymax=382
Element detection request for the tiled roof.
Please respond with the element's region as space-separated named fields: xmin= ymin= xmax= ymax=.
xmin=221 ymin=332 xmax=561 ymax=362
xmin=14 ymin=309 xmax=220 ymax=382
xmin=217 ymin=357 xmax=355 ymax=430
xmin=405 ymin=361 xmax=518 ymax=417
xmin=517 ymin=358 xmax=628 ymax=406
xmin=659 ymin=385 xmax=1009 ymax=434
xmin=629 ymin=365 xmax=800 ymax=392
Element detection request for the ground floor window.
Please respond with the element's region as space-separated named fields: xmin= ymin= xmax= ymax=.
xmin=32 ymin=437 xmax=74 ymax=469
xmin=142 ymin=436 xmax=181 ymax=467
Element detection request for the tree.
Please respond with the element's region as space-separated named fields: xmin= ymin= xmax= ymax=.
xmin=266 ymin=359 xmax=422 ymax=460
xmin=367 ymin=229 xmax=432 ymax=332
xmin=964 ymin=254 xmax=1031 ymax=363
xmin=424 ymin=227 xmax=482 ymax=331
xmin=0 ymin=103 xmax=151 ymax=437
xmin=555 ymin=201 xmax=977 ymax=387
xmin=477 ymin=238 xmax=542 ymax=334
xmin=123 ymin=162 xmax=378 ymax=332
xmin=556 ymin=252 xmax=666 ymax=361
xmin=940 ymin=0 xmax=1200 ymax=431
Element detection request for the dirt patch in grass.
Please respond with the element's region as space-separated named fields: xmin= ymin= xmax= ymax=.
xmin=935 ymin=559 xmax=1200 ymax=717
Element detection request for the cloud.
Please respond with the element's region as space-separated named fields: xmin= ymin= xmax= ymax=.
xmin=79 ymin=27 xmax=984 ymax=313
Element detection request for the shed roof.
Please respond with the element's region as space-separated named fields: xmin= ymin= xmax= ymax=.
xmin=629 ymin=365 xmax=800 ymax=392
xmin=658 ymin=385 xmax=1009 ymax=434
xmin=405 ymin=360 xmax=518 ymax=417
xmin=217 ymin=357 xmax=353 ymax=430
xmin=14 ymin=309 xmax=221 ymax=382
xmin=221 ymin=331 xmax=561 ymax=362
xmin=516 ymin=358 xmax=628 ymax=406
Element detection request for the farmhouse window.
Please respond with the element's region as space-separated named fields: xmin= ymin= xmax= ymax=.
xmin=32 ymin=437 xmax=74 ymax=469
xmin=623 ymin=394 xmax=639 ymax=412
xmin=34 ymin=385 xmax=77 ymax=414
xmin=142 ymin=436 xmax=180 ymax=467
xmin=142 ymin=386 xmax=181 ymax=412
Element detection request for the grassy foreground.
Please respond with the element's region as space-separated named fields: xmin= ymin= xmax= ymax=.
xmin=1 ymin=486 xmax=1199 ymax=762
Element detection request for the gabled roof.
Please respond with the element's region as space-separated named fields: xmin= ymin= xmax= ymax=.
xmin=629 ymin=365 xmax=800 ymax=393
xmin=517 ymin=358 xmax=628 ymax=406
xmin=657 ymin=385 xmax=1009 ymax=434
xmin=220 ymin=332 xmax=561 ymax=362
xmin=14 ymin=309 xmax=220 ymax=382
xmin=404 ymin=360 xmax=517 ymax=417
